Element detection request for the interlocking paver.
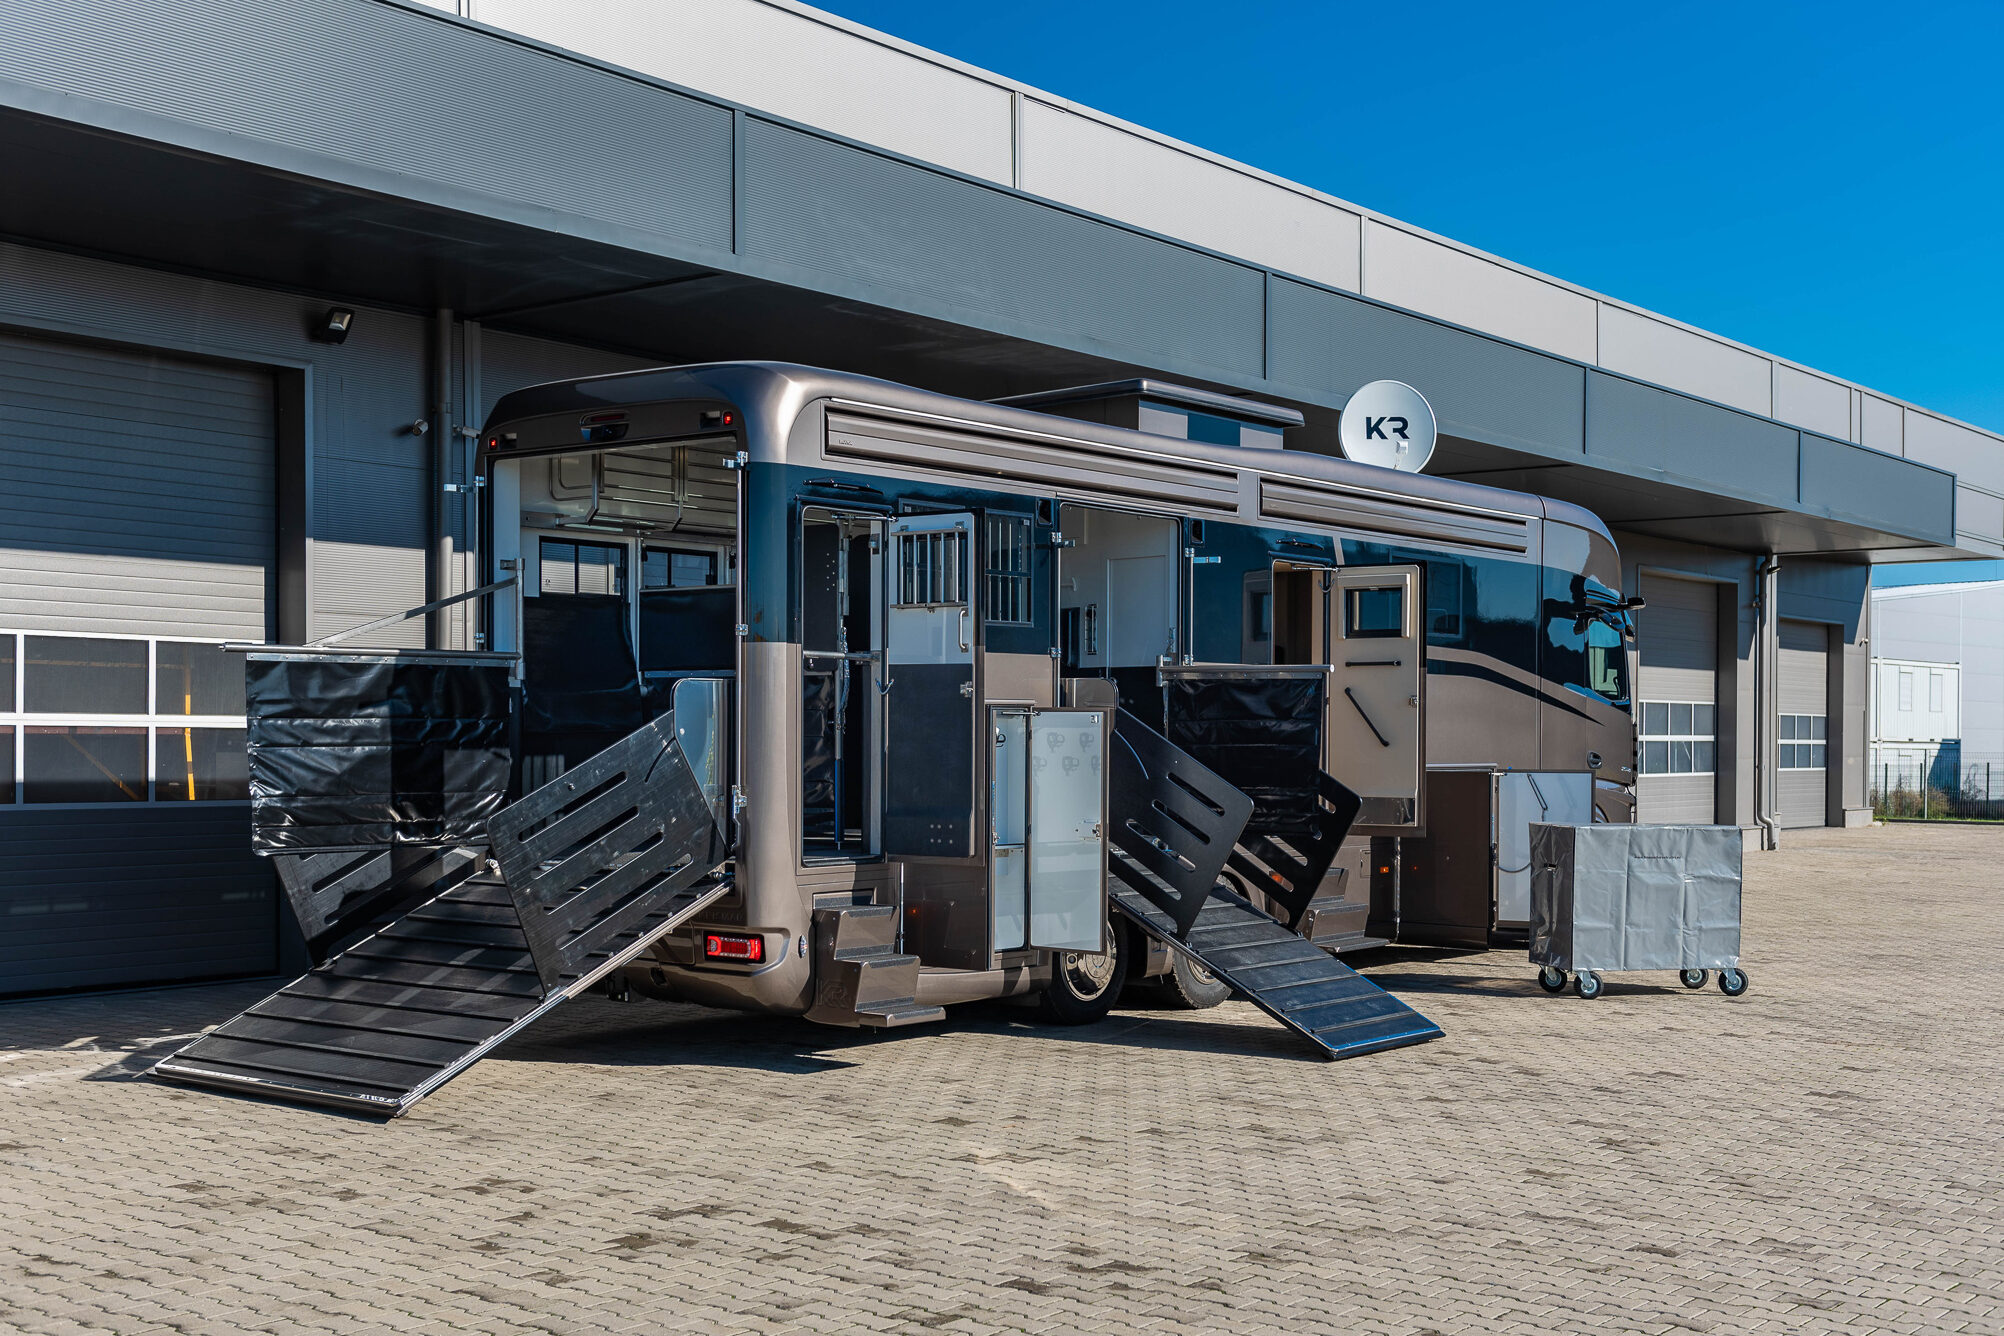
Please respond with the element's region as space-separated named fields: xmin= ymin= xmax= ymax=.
xmin=2 ymin=822 xmax=2001 ymax=1334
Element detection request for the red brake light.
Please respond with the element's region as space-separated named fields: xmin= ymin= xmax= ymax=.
xmin=703 ymin=932 xmax=764 ymax=964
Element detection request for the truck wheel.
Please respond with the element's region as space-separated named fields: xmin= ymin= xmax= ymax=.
xmin=1038 ymin=917 xmax=1128 ymax=1025
xmin=1159 ymin=951 xmax=1231 ymax=1010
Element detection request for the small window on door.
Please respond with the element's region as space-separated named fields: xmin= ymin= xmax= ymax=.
xmin=1344 ymin=585 xmax=1404 ymax=639
xmin=643 ymin=546 xmax=720 ymax=589
xmin=541 ymin=539 xmax=627 ymax=596
xmin=893 ymin=527 xmax=969 ymax=607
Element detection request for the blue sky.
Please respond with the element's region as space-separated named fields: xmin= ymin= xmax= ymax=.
xmin=823 ymin=0 xmax=2004 ymax=437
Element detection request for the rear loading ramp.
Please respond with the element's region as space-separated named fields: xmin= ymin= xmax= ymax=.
xmin=1107 ymin=711 xmax=1440 ymax=1060
xmin=154 ymin=712 xmax=732 ymax=1116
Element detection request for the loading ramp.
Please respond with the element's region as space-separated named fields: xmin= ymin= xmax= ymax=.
xmin=1107 ymin=713 xmax=1441 ymax=1060
xmin=154 ymin=715 xmax=730 ymax=1116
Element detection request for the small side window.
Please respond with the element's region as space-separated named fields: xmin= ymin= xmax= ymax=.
xmin=1344 ymin=586 xmax=1404 ymax=639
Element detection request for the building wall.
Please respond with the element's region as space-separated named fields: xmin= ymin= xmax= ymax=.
xmin=444 ymin=0 xmax=2004 ymax=557
xmin=1872 ymin=583 xmax=2004 ymax=768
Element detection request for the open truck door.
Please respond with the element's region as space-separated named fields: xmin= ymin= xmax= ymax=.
xmin=883 ymin=513 xmax=979 ymax=858
xmin=1331 ymin=564 xmax=1425 ymax=833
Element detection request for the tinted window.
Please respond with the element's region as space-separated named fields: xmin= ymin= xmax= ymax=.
xmin=1345 ymin=586 xmax=1403 ymax=638
xmin=24 ymin=726 xmax=146 ymax=802
xmin=155 ymin=727 xmax=250 ymax=801
xmin=156 ymin=642 xmax=245 ymax=716
xmin=25 ymin=637 xmax=147 ymax=714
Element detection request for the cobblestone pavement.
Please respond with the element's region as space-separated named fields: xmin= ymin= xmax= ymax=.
xmin=3 ymin=822 xmax=2000 ymax=1336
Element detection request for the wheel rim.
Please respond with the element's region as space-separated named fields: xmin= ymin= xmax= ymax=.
xmin=1186 ymin=958 xmax=1218 ymax=986
xmin=1062 ymin=932 xmax=1118 ymax=1000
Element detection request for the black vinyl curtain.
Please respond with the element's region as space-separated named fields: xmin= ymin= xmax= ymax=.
xmin=246 ymin=656 xmax=513 ymax=853
xmin=1164 ymin=675 xmax=1325 ymax=836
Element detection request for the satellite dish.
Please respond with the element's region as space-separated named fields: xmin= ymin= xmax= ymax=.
xmin=1337 ymin=380 xmax=1436 ymax=472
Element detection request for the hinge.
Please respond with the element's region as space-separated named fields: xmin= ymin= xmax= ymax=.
xmin=722 ymin=450 xmax=750 ymax=470
xmin=735 ymin=623 xmax=750 ymax=638
xmin=959 ymin=680 xmax=975 ymax=698
xmin=441 ymin=477 xmax=486 ymax=493
xmin=1049 ymin=533 xmax=1076 ymax=548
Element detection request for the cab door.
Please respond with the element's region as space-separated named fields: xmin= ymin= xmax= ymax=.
xmin=883 ymin=513 xmax=978 ymax=858
xmin=1331 ymin=564 xmax=1425 ymax=832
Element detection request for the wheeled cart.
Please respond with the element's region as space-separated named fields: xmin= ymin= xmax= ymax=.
xmin=1527 ymin=823 xmax=1748 ymax=1000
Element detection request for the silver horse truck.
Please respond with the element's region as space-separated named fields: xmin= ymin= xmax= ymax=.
xmin=153 ymin=363 xmax=1640 ymax=1115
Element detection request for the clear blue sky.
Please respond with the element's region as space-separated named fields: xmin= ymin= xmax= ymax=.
xmin=822 ymin=0 xmax=2004 ymax=436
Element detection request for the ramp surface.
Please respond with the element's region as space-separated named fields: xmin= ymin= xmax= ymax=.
xmin=1111 ymin=858 xmax=1441 ymax=1060
xmin=153 ymin=870 xmax=727 ymax=1116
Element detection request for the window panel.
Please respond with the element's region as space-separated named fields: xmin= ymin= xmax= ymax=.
xmin=155 ymin=727 xmax=250 ymax=802
xmin=1694 ymin=703 xmax=1715 ymax=736
xmin=983 ymin=516 xmax=1031 ymax=625
xmin=1693 ymin=740 xmax=1715 ymax=774
xmin=1779 ymin=714 xmax=1797 ymax=741
xmin=155 ymin=642 xmax=246 ymax=716
xmin=1642 ymin=701 xmax=1668 ymax=736
xmin=0 ymin=635 xmax=14 ymax=710
xmin=25 ymin=636 xmax=148 ymax=714
xmin=1670 ymin=741 xmax=1693 ymax=774
xmin=1345 ymin=586 xmax=1403 ymax=638
xmin=1670 ymin=703 xmax=1692 ymax=736
xmin=1811 ymin=743 xmax=1827 ymax=768
xmin=1810 ymin=714 xmax=1827 ymax=741
xmin=1898 ymin=670 xmax=1913 ymax=710
xmin=1643 ymin=740 xmax=1668 ymax=775
xmin=0 ymin=726 xmax=12 ymax=804
xmin=24 ymin=726 xmax=147 ymax=802
xmin=643 ymin=546 xmax=718 ymax=591
xmin=1929 ymin=673 xmax=1943 ymax=713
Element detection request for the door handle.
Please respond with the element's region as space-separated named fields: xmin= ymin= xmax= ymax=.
xmin=958 ymin=607 xmax=970 ymax=653
xmin=1344 ymin=687 xmax=1393 ymax=748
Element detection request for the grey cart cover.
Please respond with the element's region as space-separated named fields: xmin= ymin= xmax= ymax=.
xmin=1529 ymin=824 xmax=1741 ymax=973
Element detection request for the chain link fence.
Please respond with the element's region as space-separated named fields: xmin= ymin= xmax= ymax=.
xmin=1871 ymin=760 xmax=2004 ymax=821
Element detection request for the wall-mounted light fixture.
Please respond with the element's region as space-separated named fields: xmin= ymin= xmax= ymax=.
xmin=311 ymin=307 xmax=355 ymax=344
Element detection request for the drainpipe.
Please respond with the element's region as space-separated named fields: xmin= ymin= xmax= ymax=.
xmin=1753 ymin=555 xmax=1781 ymax=851
xmin=431 ymin=308 xmax=455 ymax=649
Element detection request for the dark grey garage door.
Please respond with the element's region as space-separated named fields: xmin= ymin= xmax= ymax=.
xmin=1778 ymin=620 xmax=1830 ymax=829
xmin=1636 ymin=574 xmax=1720 ymax=824
xmin=0 ymin=329 xmax=277 ymax=996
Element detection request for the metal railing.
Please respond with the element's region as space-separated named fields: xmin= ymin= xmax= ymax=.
xmin=1870 ymin=760 xmax=2004 ymax=821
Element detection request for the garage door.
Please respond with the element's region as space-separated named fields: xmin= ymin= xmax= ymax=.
xmin=1777 ymin=620 xmax=1829 ymax=829
xmin=0 ymin=329 xmax=277 ymax=996
xmin=1636 ymin=574 xmax=1719 ymax=824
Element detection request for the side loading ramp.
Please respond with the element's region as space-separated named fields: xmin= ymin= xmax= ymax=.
xmin=1107 ymin=711 xmax=1442 ymax=1059
xmin=153 ymin=715 xmax=731 ymax=1116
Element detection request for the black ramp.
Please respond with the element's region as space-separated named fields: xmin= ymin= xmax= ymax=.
xmin=1111 ymin=875 xmax=1442 ymax=1060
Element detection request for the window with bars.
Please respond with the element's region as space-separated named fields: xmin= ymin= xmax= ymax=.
xmin=0 ymin=632 xmax=249 ymax=805
xmin=1779 ymin=714 xmax=1827 ymax=769
xmin=984 ymin=515 xmax=1032 ymax=625
xmin=1639 ymin=700 xmax=1716 ymax=776
xmin=892 ymin=527 xmax=969 ymax=608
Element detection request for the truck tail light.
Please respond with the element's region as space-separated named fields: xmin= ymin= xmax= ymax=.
xmin=703 ymin=932 xmax=764 ymax=964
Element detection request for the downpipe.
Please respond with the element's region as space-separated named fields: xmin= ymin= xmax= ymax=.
xmin=1753 ymin=555 xmax=1781 ymax=851
xmin=431 ymin=307 xmax=456 ymax=649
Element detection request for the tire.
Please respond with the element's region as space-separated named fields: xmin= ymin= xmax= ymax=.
xmin=1717 ymin=967 xmax=1749 ymax=997
xmin=1037 ymin=917 xmax=1129 ymax=1025
xmin=1537 ymin=966 xmax=1568 ymax=994
xmin=1159 ymin=950 xmax=1232 ymax=1010
xmin=1680 ymin=969 xmax=1708 ymax=990
xmin=1574 ymin=970 xmax=1605 ymax=1000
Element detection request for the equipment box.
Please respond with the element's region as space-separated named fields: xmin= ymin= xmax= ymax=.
xmin=1529 ymin=823 xmax=1749 ymax=1000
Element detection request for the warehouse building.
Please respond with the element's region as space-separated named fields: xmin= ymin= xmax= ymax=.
xmin=1 ymin=0 xmax=1997 ymax=996
xmin=1869 ymin=580 xmax=2004 ymax=795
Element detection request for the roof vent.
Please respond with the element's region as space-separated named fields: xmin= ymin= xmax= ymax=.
xmin=992 ymin=378 xmax=1302 ymax=449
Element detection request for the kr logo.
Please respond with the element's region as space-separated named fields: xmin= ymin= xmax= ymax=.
xmin=1364 ymin=416 xmax=1411 ymax=440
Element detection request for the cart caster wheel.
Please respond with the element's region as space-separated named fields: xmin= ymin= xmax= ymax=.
xmin=1537 ymin=966 xmax=1568 ymax=994
xmin=1680 ymin=969 xmax=1707 ymax=990
xmin=1573 ymin=971 xmax=1605 ymax=1000
xmin=1717 ymin=968 xmax=1749 ymax=997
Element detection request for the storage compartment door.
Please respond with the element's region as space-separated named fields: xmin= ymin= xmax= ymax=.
xmin=1332 ymin=565 xmax=1425 ymax=832
xmin=1027 ymin=709 xmax=1107 ymax=952
xmin=883 ymin=513 xmax=977 ymax=858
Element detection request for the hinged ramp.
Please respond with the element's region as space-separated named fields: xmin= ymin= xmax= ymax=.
xmin=154 ymin=711 xmax=731 ymax=1116
xmin=1107 ymin=712 xmax=1440 ymax=1060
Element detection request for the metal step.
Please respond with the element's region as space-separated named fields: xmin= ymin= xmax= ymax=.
xmin=1110 ymin=852 xmax=1441 ymax=1060
xmin=153 ymin=872 xmax=729 ymax=1115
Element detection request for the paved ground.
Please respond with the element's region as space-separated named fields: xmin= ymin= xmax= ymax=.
xmin=3 ymin=822 xmax=2001 ymax=1336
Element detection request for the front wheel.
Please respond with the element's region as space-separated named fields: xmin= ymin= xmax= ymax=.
xmin=1718 ymin=967 xmax=1749 ymax=997
xmin=1037 ymin=917 xmax=1129 ymax=1025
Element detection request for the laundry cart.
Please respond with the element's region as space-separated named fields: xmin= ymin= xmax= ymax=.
xmin=1528 ymin=823 xmax=1748 ymax=999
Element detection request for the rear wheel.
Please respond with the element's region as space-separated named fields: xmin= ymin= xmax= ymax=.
xmin=1159 ymin=950 xmax=1231 ymax=1010
xmin=1038 ymin=917 xmax=1128 ymax=1025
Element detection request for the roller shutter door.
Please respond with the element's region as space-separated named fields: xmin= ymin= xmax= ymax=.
xmin=0 ymin=330 xmax=277 ymax=996
xmin=1636 ymin=575 xmax=1719 ymax=824
xmin=1777 ymin=620 xmax=1830 ymax=829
